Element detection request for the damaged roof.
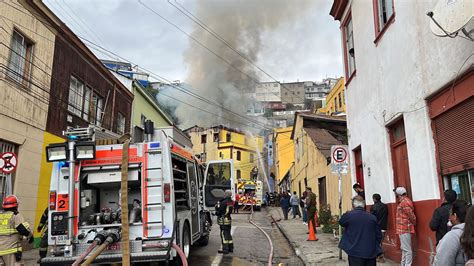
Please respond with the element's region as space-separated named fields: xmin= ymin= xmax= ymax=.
xmin=304 ymin=128 xmax=343 ymax=158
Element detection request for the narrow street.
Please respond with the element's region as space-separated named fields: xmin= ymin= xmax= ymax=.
xmin=190 ymin=208 xmax=303 ymax=265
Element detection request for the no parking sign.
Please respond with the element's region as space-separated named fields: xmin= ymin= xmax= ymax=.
xmin=0 ymin=152 xmax=18 ymax=174
xmin=331 ymin=145 xmax=349 ymax=174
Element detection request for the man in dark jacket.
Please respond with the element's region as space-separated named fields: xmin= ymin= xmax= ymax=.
xmin=339 ymin=196 xmax=382 ymax=266
xmin=370 ymin=194 xmax=388 ymax=262
xmin=430 ymin=189 xmax=457 ymax=245
xmin=280 ymin=192 xmax=290 ymax=220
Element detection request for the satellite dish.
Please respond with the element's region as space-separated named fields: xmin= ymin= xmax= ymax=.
xmin=429 ymin=0 xmax=473 ymax=37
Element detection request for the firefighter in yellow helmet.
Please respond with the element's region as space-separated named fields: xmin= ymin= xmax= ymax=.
xmin=0 ymin=195 xmax=33 ymax=265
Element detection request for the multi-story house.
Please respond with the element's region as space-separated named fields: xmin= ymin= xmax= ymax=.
xmin=280 ymin=81 xmax=305 ymax=106
xmin=317 ymin=78 xmax=346 ymax=115
xmin=255 ymin=81 xmax=281 ymax=103
xmin=290 ymin=113 xmax=352 ymax=213
xmin=0 ymin=0 xmax=56 ymax=227
xmin=25 ymin=1 xmax=134 ymax=242
xmin=185 ymin=126 xmax=264 ymax=181
xmin=330 ymin=0 xmax=473 ymax=264
xmin=109 ymin=69 xmax=174 ymax=143
xmin=272 ymin=127 xmax=295 ymax=192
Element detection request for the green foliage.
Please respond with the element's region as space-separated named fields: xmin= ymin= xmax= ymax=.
xmin=318 ymin=205 xmax=340 ymax=234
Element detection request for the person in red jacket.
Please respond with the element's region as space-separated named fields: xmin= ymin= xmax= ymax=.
xmin=394 ymin=187 xmax=416 ymax=266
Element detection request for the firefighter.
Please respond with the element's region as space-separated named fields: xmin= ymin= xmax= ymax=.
xmin=37 ymin=207 xmax=48 ymax=261
xmin=215 ymin=190 xmax=233 ymax=254
xmin=0 ymin=195 xmax=33 ymax=265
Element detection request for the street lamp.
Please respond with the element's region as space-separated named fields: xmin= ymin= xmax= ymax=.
xmin=45 ymin=143 xmax=68 ymax=162
xmin=74 ymin=142 xmax=96 ymax=160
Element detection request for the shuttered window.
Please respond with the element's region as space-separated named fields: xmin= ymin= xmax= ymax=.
xmin=433 ymin=97 xmax=474 ymax=175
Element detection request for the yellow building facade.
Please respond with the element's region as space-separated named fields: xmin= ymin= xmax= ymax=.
xmin=186 ymin=126 xmax=264 ymax=180
xmin=317 ymin=78 xmax=346 ymax=115
xmin=273 ymin=127 xmax=294 ymax=188
xmin=291 ymin=114 xmax=352 ymax=215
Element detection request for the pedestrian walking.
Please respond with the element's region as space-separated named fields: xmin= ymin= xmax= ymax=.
xmin=429 ymin=189 xmax=457 ymax=245
xmin=37 ymin=207 xmax=49 ymax=262
xmin=300 ymin=196 xmax=308 ymax=225
xmin=305 ymin=187 xmax=318 ymax=239
xmin=461 ymin=205 xmax=474 ymax=265
xmin=234 ymin=193 xmax=240 ymax=214
xmin=394 ymin=187 xmax=416 ymax=266
xmin=0 ymin=195 xmax=34 ymax=265
xmin=434 ymin=200 xmax=469 ymax=266
xmin=339 ymin=196 xmax=382 ymax=266
xmin=216 ymin=190 xmax=234 ymax=254
xmin=370 ymin=193 xmax=388 ymax=263
xmin=353 ymin=183 xmax=365 ymax=199
xmin=280 ymin=192 xmax=290 ymax=220
xmin=290 ymin=191 xmax=301 ymax=219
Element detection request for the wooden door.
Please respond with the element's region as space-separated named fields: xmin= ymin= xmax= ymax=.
xmin=390 ymin=119 xmax=412 ymax=197
xmin=318 ymin=177 xmax=327 ymax=209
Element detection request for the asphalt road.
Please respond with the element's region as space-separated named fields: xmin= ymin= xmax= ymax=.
xmin=189 ymin=207 xmax=303 ymax=266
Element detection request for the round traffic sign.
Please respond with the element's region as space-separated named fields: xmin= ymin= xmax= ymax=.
xmin=332 ymin=147 xmax=347 ymax=163
xmin=0 ymin=152 xmax=18 ymax=174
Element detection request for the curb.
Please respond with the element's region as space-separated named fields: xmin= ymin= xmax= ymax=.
xmin=266 ymin=208 xmax=308 ymax=265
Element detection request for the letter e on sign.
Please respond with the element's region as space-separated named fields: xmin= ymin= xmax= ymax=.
xmin=331 ymin=145 xmax=348 ymax=165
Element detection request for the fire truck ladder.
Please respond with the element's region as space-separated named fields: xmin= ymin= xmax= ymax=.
xmin=144 ymin=143 xmax=165 ymax=238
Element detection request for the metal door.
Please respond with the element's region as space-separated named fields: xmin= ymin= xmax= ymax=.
xmin=187 ymin=162 xmax=199 ymax=236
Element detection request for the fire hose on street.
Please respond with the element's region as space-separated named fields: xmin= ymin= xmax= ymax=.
xmin=248 ymin=205 xmax=274 ymax=266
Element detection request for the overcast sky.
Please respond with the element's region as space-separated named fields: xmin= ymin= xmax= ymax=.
xmin=44 ymin=0 xmax=343 ymax=84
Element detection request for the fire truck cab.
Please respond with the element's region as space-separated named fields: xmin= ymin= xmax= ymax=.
xmin=42 ymin=128 xmax=219 ymax=264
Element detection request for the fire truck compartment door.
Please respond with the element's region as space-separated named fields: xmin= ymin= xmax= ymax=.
xmin=87 ymin=170 xmax=139 ymax=184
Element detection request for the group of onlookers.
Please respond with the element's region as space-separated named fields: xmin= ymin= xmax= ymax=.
xmin=339 ymin=185 xmax=474 ymax=266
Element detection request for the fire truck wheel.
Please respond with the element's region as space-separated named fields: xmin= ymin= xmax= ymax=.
xmin=182 ymin=223 xmax=191 ymax=258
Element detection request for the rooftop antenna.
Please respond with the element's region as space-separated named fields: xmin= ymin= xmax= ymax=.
xmin=427 ymin=0 xmax=473 ymax=41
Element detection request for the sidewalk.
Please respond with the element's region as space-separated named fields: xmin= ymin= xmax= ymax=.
xmin=267 ymin=207 xmax=397 ymax=266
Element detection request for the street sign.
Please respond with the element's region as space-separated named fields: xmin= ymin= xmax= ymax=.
xmin=331 ymin=145 xmax=349 ymax=174
xmin=330 ymin=145 xmax=349 ymax=261
xmin=0 ymin=152 xmax=18 ymax=174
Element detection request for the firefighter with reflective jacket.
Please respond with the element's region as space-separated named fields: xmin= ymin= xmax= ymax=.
xmin=215 ymin=190 xmax=233 ymax=254
xmin=0 ymin=195 xmax=33 ymax=265
xmin=37 ymin=207 xmax=48 ymax=261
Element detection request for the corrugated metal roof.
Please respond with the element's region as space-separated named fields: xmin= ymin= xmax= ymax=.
xmin=304 ymin=128 xmax=342 ymax=158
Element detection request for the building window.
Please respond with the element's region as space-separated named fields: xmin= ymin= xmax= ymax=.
xmin=338 ymin=92 xmax=342 ymax=108
xmin=236 ymin=151 xmax=241 ymax=161
xmin=343 ymin=15 xmax=356 ymax=79
xmin=374 ymin=0 xmax=394 ymax=33
xmin=334 ymin=97 xmax=337 ymax=111
xmin=140 ymin=114 xmax=147 ymax=128
xmin=219 ymin=152 xmax=223 ymax=159
xmin=250 ymin=153 xmax=254 ymax=162
xmin=68 ymin=76 xmax=85 ymax=116
xmin=201 ymin=134 xmax=207 ymax=144
xmin=91 ymin=92 xmax=104 ymax=126
xmin=7 ymin=30 xmax=34 ymax=86
xmin=213 ymin=133 xmax=219 ymax=142
xmin=226 ymin=132 xmax=231 ymax=142
xmin=0 ymin=140 xmax=17 ymax=200
xmin=116 ymin=112 xmax=126 ymax=135
xmin=237 ymin=170 xmax=241 ymax=180
xmin=443 ymin=170 xmax=474 ymax=204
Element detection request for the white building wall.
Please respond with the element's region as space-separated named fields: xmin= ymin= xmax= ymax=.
xmin=344 ymin=0 xmax=473 ymax=205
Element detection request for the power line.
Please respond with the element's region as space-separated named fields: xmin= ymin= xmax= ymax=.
xmin=1 ymin=1 xmax=279 ymax=132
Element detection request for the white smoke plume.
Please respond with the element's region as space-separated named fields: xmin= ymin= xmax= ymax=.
xmin=166 ymin=0 xmax=314 ymax=131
